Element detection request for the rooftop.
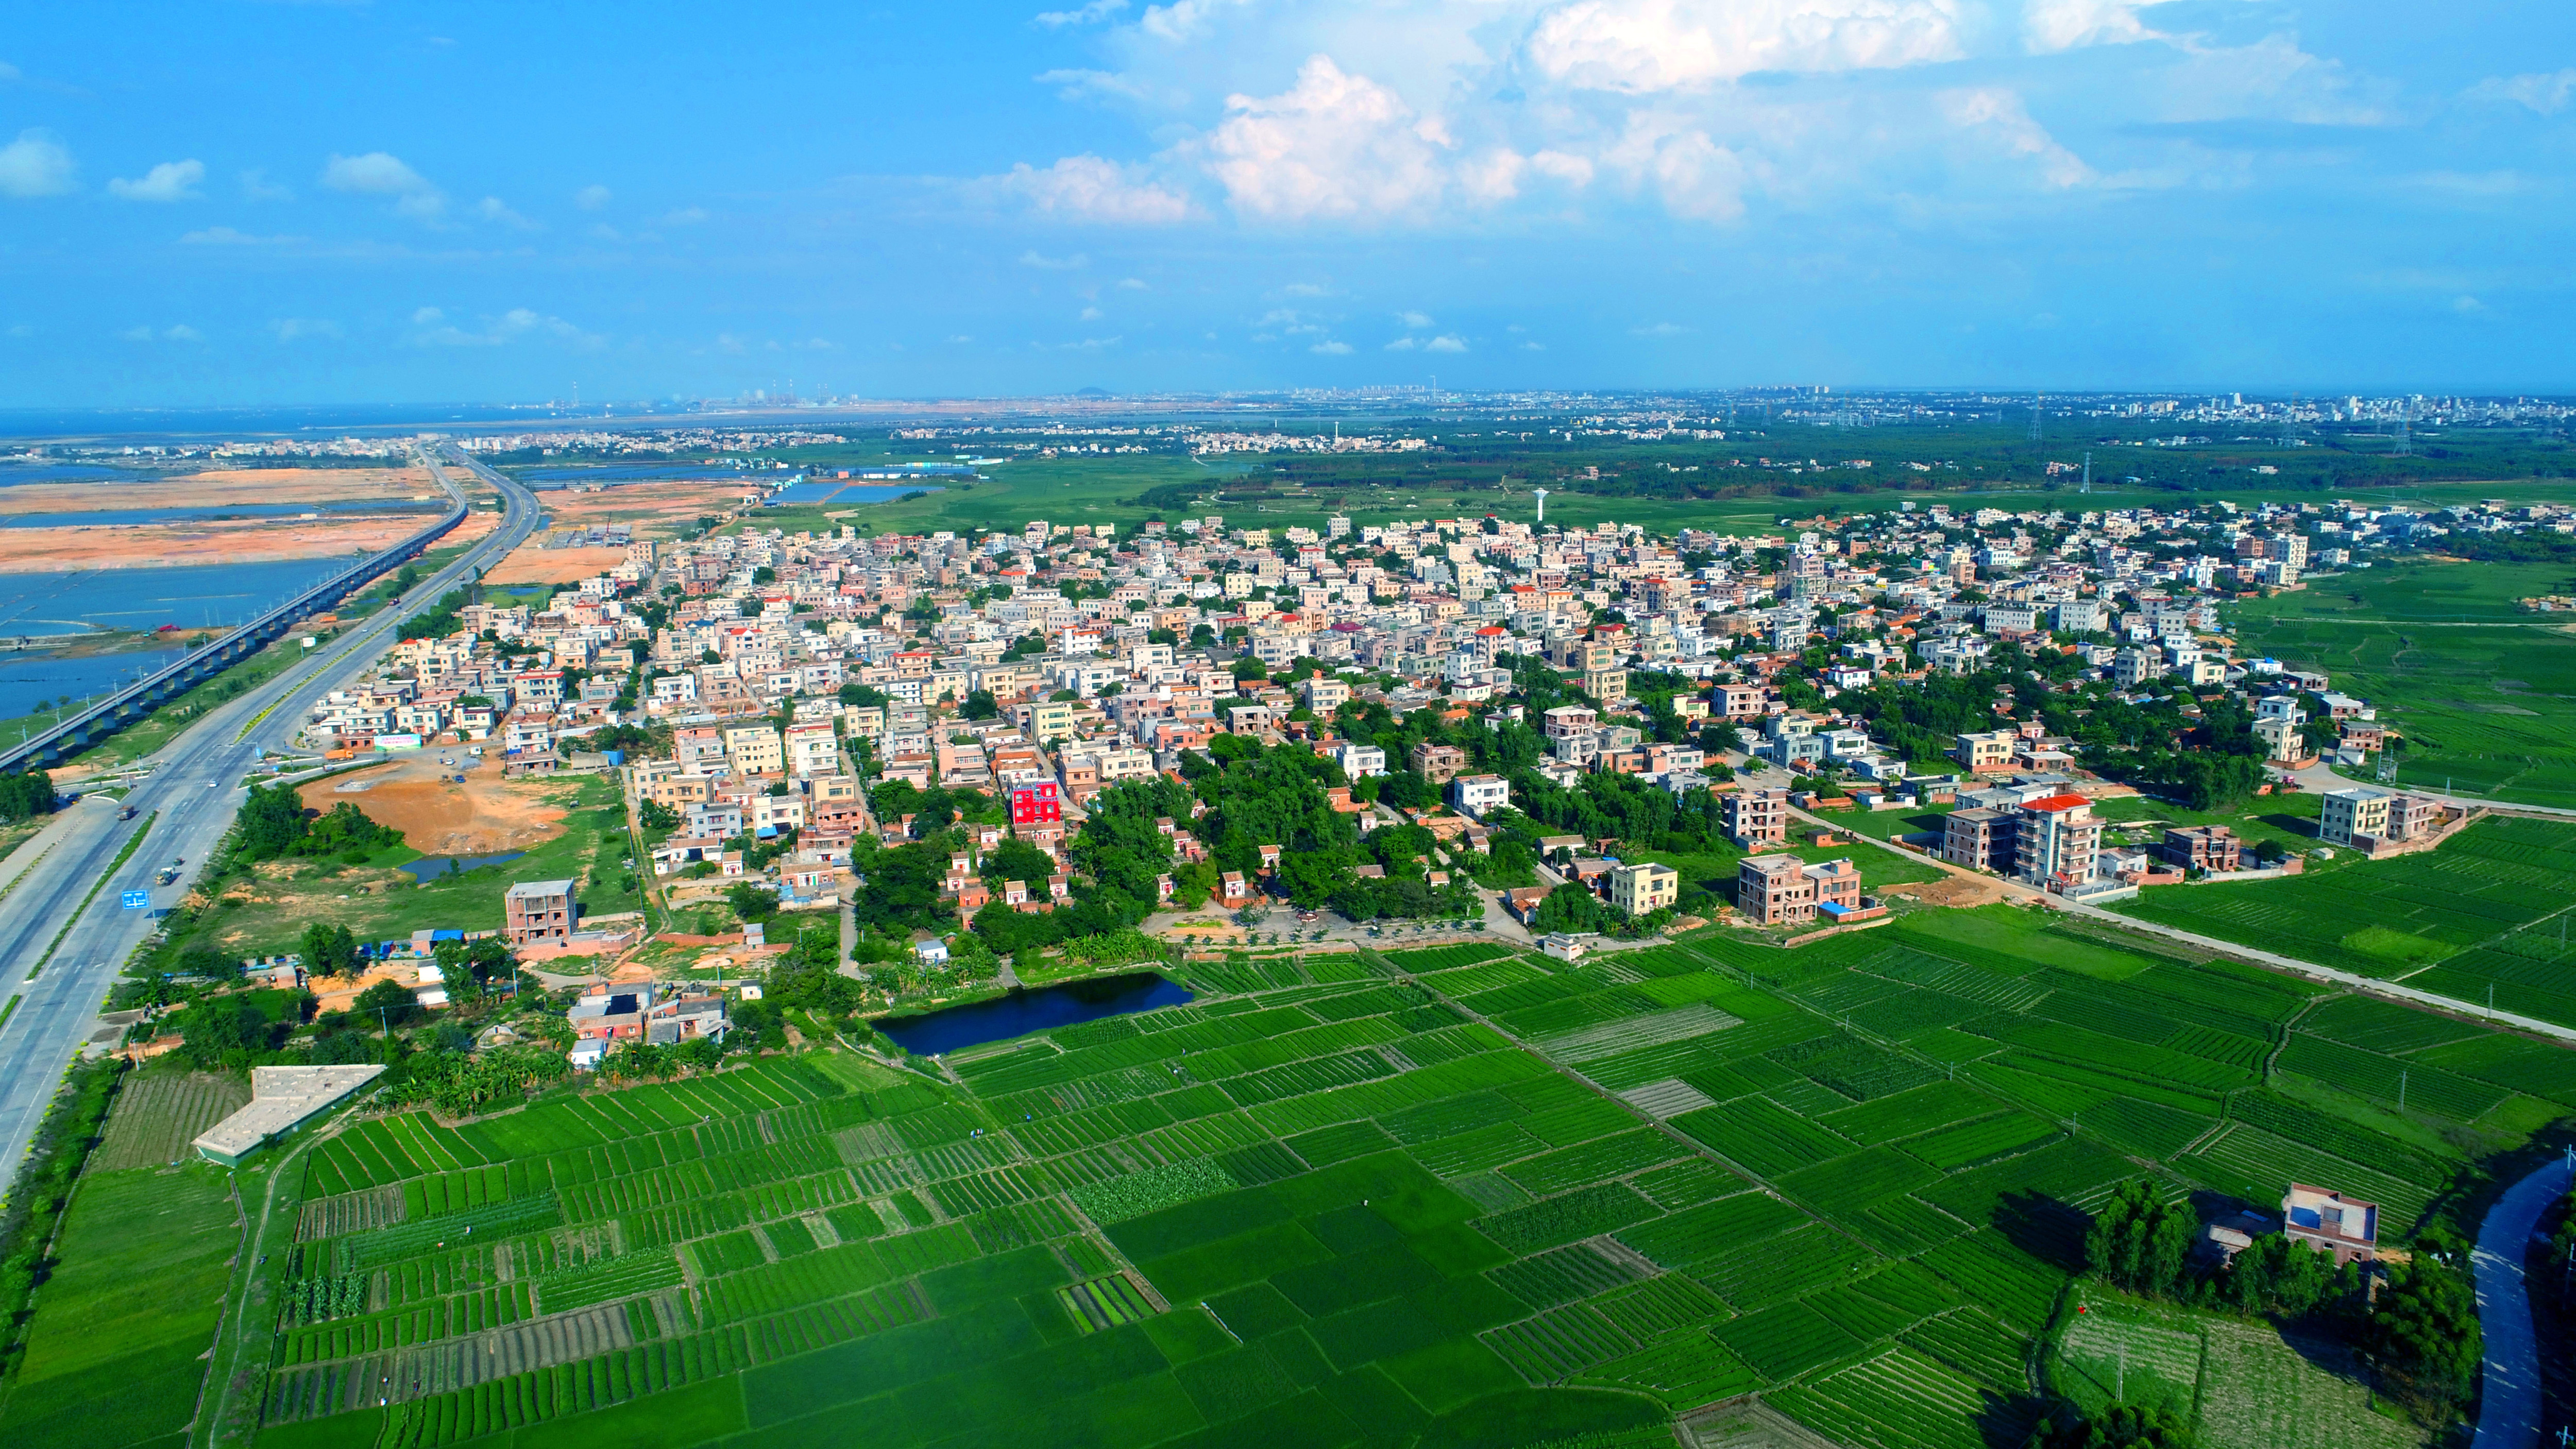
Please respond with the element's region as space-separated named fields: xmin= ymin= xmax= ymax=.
xmin=192 ymin=1064 xmax=386 ymax=1163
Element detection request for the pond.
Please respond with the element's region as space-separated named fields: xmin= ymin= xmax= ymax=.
xmin=399 ymin=850 xmax=526 ymax=883
xmin=875 ymin=972 xmax=1193 ymax=1057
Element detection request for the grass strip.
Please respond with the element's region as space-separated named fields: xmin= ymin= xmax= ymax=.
xmin=25 ymin=811 xmax=154 ymax=984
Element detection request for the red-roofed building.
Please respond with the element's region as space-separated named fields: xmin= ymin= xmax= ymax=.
xmin=2015 ymin=794 xmax=2102 ymax=885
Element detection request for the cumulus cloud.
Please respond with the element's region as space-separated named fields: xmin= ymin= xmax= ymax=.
xmin=1117 ymin=276 xmax=1149 ymax=289
xmin=270 ymin=318 xmax=342 ymax=342
xmin=0 ymin=129 xmax=75 ymax=198
xmin=239 ymin=167 xmax=293 ymax=201
xmin=108 ymin=159 xmax=204 ymax=201
xmin=989 ymin=154 xmax=1192 ymax=224
xmin=474 ymin=195 xmax=540 ymax=229
xmin=1396 ymin=310 xmax=1433 ymax=328
xmin=2466 ymin=69 xmax=2576 ymax=115
xmin=1141 ymin=0 xmax=1252 ymax=43
xmin=1426 ymin=334 xmax=1467 ymax=352
xmin=1525 ymin=0 xmax=1963 ymax=93
xmin=2021 ymin=0 xmax=2156 ymax=53
xmin=574 ymin=183 xmax=612 ymax=210
xmin=321 ymin=151 xmax=444 ymax=218
xmin=1020 ymin=249 xmax=1090 ymax=269
xmin=1939 ymin=87 xmax=2092 ymax=187
xmin=413 ymin=307 xmax=600 ymax=349
xmin=1601 ymin=113 xmax=1750 ymax=221
xmin=662 ymin=206 xmax=708 ymax=224
xmin=1206 ymin=55 xmax=1453 ymax=221
xmin=121 ymin=323 xmax=200 ymax=343
xmin=1385 ymin=336 xmax=1418 ymax=351
xmin=1631 ymin=321 xmax=1690 ymax=335
xmin=1036 ymin=0 xmax=1127 ymax=25
xmin=1309 ymin=339 xmax=1353 ymax=354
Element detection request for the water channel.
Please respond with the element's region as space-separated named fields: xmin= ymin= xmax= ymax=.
xmin=874 ymin=972 xmax=1194 ymax=1056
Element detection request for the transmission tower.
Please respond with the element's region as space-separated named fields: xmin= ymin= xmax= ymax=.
xmin=2280 ymin=394 xmax=2298 ymax=448
xmin=2028 ymin=394 xmax=2044 ymax=445
xmin=2080 ymin=451 xmax=2092 ymax=495
xmin=2394 ymin=398 xmax=2412 ymax=456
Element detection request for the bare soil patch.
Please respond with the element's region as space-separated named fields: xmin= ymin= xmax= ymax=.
xmin=538 ymin=479 xmax=754 ymax=538
xmin=0 ymin=466 xmax=436 ymax=517
xmin=300 ymin=753 xmax=569 ymax=856
xmin=1884 ymin=874 xmax=2010 ymax=908
xmin=484 ymin=543 xmax=633 ymax=587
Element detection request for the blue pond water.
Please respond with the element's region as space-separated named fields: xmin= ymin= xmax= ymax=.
xmin=765 ymin=482 xmax=941 ymax=506
xmin=875 ymin=973 xmax=1193 ymax=1056
xmin=399 ymin=850 xmax=526 ymax=883
xmin=0 ymin=558 xmax=352 ymax=638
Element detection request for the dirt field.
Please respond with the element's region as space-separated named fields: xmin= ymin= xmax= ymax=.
xmin=301 ymin=752 xmax=570 ymax=856
xmin=483 ymin=542 xmax=633 ymax=587
xmin=1883 ymin=874 xmax=2012 ymax=908
xmin=0 ymin=503 xmax=496 ymax=575
xmin=536 ymin=479 xmax=753 ymax=538
xmin=0 ymin=466 xmax=437 ymax=518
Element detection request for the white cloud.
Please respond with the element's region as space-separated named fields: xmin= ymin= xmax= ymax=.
xmin=1140 ymin=0 xmax=1251 ymax=43
xmin=0 ymin=129 xmax=75 ymax=198
xmin=1309 ymin=339 xmax=1353 ymax=354
xmin=108 ymin=159 xmax=204 ymax=202
xmin=2466 ymin=69 xmax=2576 ymax=116
xmin=1601 ymin=113 xmax=1750 ymax=221
xmin=1283 ymin=282 xmax=1333 ymax=297
xmin=1520 ymin=340 xmax=1547 ymax=350
xmin=122 ymin=323 xmax=201 ymax=343
xmin=2022 ymin=0 xmax=2155 ymax=54
xmin=990 ymin=154 xmax=1192 ymax=224
xmin=1206 ymin=55 xmax=1452 ymax=221
xmin=662 ymin=206 xmax=708 ymax=224
xmin=1036 ymin=69 xmax=1177 ymax=106
xmin=1117 ymin=276 xmax=1149 ymax=289
xmin=1940 ymin=87 xmax=2092 ymax=187
xmin=270 ymin=318 xmax=341 ymax=342
xmin=474 ymin=195 xmax=540 ymax=229
xmin=239 ymin=168 xmax=293 ymax=201
xmin=1036 ymin=0 xmax=1127 ymax=25
xmin=1426 ymin=334 xmax=1467 ymax=352
xmin=1530 ymin=150 xmax=1597 ymax=188
xmin=321 ymin=151 xmax=444 ymax=219
xmin=575 ymin=183 xmax=613 ymax=210
xmin=1526 ymin=0 xmax=1963 ymax=93
xmin=1020 ymin=249 xmax=1090 ymax=269
xmin=1396 ymin=310 xmax=1433 ymax=328
xmin=179 ymin=226 xmax=304 ymax=246
xmin=413 ymin=307 xmax=600 ymax=349
xmin=1385 ymin=336 xmax=1418 ymax=351
xmin=1631 ymin=321 xmax=1690 ymax=335
xmin=1080 ymin=305 xmax=1105 ymax=320
xmin=2454 ymin=295 xmax=2486 ymax=313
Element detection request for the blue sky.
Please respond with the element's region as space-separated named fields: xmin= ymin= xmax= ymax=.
xmin=2 ymin=1 xmax=2572 ymax=406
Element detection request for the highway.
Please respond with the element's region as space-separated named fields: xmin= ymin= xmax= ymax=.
xmin=0 ymin=445 xmax=540 ymax=1198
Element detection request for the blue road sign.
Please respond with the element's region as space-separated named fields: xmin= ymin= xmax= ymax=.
xmin=121 ymin=889 xmax=149 ymax=909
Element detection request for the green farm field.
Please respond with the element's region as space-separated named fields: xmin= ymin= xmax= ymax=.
xmin=2114 ymin=814 xmax=2576 ymax=1027
xmin=22 ymin=900 xmax=2567 ymax=1449
xmin=0 ymin=1074 xmax=248 ymax=1449
xmin=2230 ymin=561 xmax=2576 ymax=808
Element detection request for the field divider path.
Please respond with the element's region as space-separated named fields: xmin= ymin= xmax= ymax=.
xmin=2471 ymin=1153 xmax=2575 ymax=1449
xmin=1781 ymin=800 xmax=2576 ymax=1046
xmin=1359 ymin=945 xmax=1892 ymax=1265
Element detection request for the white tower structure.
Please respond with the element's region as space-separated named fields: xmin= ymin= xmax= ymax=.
xmin=1532 ymin=488 xmax=1549 ymax=524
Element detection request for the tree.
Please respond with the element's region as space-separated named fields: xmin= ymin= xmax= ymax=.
xmin=353 ymin=977 xmax=416 ymax=1029
xmin=1231 ymin=655 xmax=1268 ymax=683
xmin=302 ymin=921 xmax=360 ymax=978
xmin=961 ymin=688 xmax=999 ymax=720
xmin=2026 ymin=1403 xmax=2195 ymax=1449
xmin=726 ymin=881 xmax=779 ymax=923
xmin=0 ymin=769 xmax=56 ymax=824
xmin=1531 ymin=882 xmax=1608 ymax=934
xmin=2369 ymin=1243 xmax=2481 ymax=1416
xmin=838 ymin=681 xmax=888 ymax=708
xmin=639 ymin=798 xmax=680 ymax=831
xmin=180 ymin=997 xmax=275 ymax=1068
xmin=2083 ymin=1178 xmax=2193 ymax=1298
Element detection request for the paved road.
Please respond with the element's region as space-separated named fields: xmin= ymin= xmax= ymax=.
xmin=0 ymin=446 xmax=537 ymax=1199
xmin=2473 ymin=1154 xmax=2575 ymax=1449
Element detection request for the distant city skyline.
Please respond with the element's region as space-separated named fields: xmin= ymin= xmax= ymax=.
xmin=2 ymin=2 xmax=2572 ymax=404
